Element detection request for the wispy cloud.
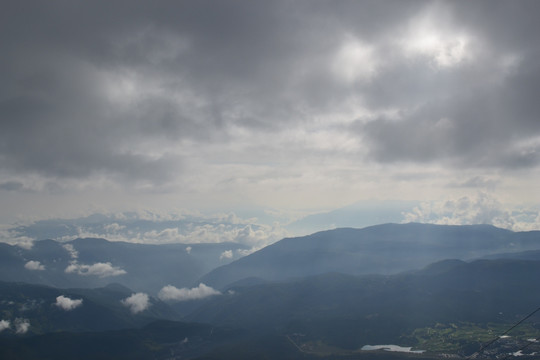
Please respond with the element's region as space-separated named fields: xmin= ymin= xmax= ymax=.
xmin=219 ymin=250 xmax=233 ymax=260
xmin=0 ymin=320 xmax=10 ymax=332
xmin=63 ymin=244 xmax=79 ymax=259
xmin=0 ymin=226 xmax=34 ymax=249
xmin=158 ymin=283 xmax=221 ymax=302
xmin=121 ymin=293 xmax=151 ymax=314
xmin=24 ymin=260 xmax=45 ymax=271
xmin=14 ymin=318 xmax=30 ymax=334
xmin=55 ymin=295 xmax=83 ymax=311
xmin=7 ymin=211 xmax=290 ymax=250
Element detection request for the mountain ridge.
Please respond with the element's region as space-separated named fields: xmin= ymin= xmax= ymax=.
xmin=199 ymin=223 xmax=540 ymax=289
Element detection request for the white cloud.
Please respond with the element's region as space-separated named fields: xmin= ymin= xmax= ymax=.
xmin=158 ymin=283 xmax=221 ymax=302
xmin=121 ymin=293 xmax=150 ymax=314
xmin=24 ymin=260 xmax=45 ymax=271
xmin=141 ymin=221 xmax=288 ymax=247
xmin=63 ymin=244 xmax=79 ymax=259
xmin=0 ymin=320 xmax=10 ymax=332
xmin=236 ymin=246 xmax=261 ymax=257
xmin=219 ymin=250 xmax=233 ymax=260
xmin=185 ymin=246 xmax=192 ymax=254
xmin=14 ymin=318 xmax=30 ymax=334
xmin=55 ymin=295 xmax=83 ymax=311
xmin=65 ymin=262 xmax=126 ymax=278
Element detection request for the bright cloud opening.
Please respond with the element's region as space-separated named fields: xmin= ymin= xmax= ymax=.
xmin=401 ymin=4 xmax=472 ymax=68
xmin=332 ymin=37 xmax=377 ymax=82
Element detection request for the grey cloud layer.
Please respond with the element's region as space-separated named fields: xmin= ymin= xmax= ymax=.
xmin=2 ymin=0 xmax=539 ymax=188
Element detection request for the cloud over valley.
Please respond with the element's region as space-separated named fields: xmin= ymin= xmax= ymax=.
xmin=55 ymin=296 xmax=83 ymax=311
xmin=121 ymin=293 xmax=151 ymax=314
xmin=158 ymin=284 xmax=221 ymax=302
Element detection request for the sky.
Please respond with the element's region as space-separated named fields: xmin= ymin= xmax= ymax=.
xmin=1 ymin=0 xmax=540 ymax=246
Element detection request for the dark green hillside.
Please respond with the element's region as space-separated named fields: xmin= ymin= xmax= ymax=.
xmin=189 ymin=258 xmax=540 ymax=351
xmin=0 ymin=320 xmax=243 ymax=360
xmin=0 ymin=282 xmax=179 ymax=334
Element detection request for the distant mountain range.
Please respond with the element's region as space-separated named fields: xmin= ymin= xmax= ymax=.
xmin=285 ymin=201 xmax=417 ymax=235
xmin=2 ymin=223 xmax=540 ymax=294
xmin=200 ymin=223 xmax=540 ymax=289
xmin=1 ymin=223 xmax=540 ymax=359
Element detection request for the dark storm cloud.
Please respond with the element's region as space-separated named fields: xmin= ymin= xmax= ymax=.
xmin=1 ymin=0 xmax=539 ymax=187
xmin=360 ymin=61 xmax=540 ymax=168
xmin=0 ymin=181 xmax=25 ymax=192
xmin=357 ymin=1 xmax=540 ymax=168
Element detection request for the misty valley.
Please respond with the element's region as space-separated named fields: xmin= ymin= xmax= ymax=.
xmin=1 ymin=223 xmax=540 ymax=359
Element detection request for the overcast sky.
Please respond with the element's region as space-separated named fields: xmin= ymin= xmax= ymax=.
xmin=1 ymin=0 xmax=540 ymax=233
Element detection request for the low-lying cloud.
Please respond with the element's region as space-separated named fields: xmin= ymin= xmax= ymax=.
xmin=55 ymin=295 xmax=83 ymax=311
xmin=65 ymin=262 xmax=126 ymax=278
xmin=63 ymin=244 xmax=79 ymax=259
xmin=0 ymin=319 xmax=10 ymax=332
xmin=219 ymin=250 xmax=233 ymax=260
xmin=0 ymin=227 xmax=34 ymax=249
xmin=158 ymin=283 xmax=221 ymax=302
xmin=14 ymin=318 xmax=30 ymax=334
xmin=24 ymin=260 xmax=45 ymax=271
xmin=121 ymin=293 xmax=150 ymax=314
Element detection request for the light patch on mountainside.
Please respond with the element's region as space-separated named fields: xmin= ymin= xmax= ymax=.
xmin=403 ymin=193 xmax=540 ymax=231
xmin=65 ymin=262 xmax=126 ymax=278
xmin=0 ymin=319 xmax=10 ymax=332
xmin=24 ymin=260 xmax=45 ymax=271
xmin=55 ymin=295 xmax=83 ymax=311
xmin=185 ymin=246 xmax=192 ymax=254
xmin=158 ymin=283 xmax=221 ymax=302
xmin=219 ymin=250 xmax=233 ymax=260
xmin=14 ymin=318 xmax=30 ymax=334
xmin=121 ymin=293 xmax=150 ymax=314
